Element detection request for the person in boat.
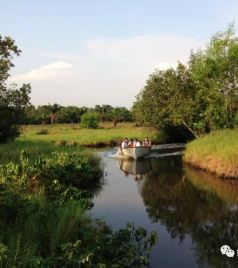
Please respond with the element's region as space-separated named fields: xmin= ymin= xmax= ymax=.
xmin=116 ymin=138 xmax=128 ymax=156
xmin=128 ymin=139 xmax=134 ymax=147
xmin=143 ymin=137 xmax=151 ymax=147
xmin=133 ymin=138 xmax=141 ymax=147
xmin=121 ymin=138 xmax=129 ymax=149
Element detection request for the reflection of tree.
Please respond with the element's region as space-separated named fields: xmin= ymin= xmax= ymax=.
xmin=137 ymin=156 xmax=238 ymax=267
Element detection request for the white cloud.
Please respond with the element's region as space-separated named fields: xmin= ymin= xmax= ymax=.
xmin=11 ymin=61 xmax=73 ymax=81
xmin=47 ymin=34 xmax=202 ymax=70
xmin=15 ymin=34 xmax=204 ymax=107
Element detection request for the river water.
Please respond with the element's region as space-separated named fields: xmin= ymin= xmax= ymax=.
xmin=91 ymin=147 xmax=238 ymax=268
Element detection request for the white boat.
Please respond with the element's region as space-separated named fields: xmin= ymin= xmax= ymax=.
xmin=121 ymin=146 xmax=151 ymax=159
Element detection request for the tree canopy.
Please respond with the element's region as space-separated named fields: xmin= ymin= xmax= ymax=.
xmin=132 ymin=25 xmax=238 ymax=141
xmin=0 ymin=35 xmax=31 ymax=142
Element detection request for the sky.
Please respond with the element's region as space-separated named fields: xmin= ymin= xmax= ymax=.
xmin=1 ymin=0 xmax=238 ymax=108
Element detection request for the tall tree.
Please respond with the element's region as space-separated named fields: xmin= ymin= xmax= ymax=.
xmin=0 ymin=35 xmax=31 ymax=142
xmin=57 ymin=106 xmax=80 ymax=124
xmin=44 ymin=103 xmax=61 ymax=124
xmin=189 ymin=24 xmax=238 ymax=130
xmin=110 ymin=107 xmax=132 ymax=127
xmin=133 ymin=25 xmax=238 ymax=140
xmin=94 ymin=104 xmax=113 ymax=122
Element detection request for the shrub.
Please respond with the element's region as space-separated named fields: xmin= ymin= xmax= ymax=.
xmin=0 ymin=151 xmax=103 ymax=197
xmin=55 ymin=140 xmax=67 ymax=146
xmin=36 ymin=129 xmax=48 ymax=135
xmin=80 ymin=112 xmax=99 ymax=129
xmin=0 ymin=151 xmax=158 ymax=267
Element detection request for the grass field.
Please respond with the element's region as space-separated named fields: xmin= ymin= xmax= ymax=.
xmin=184 ymin=129 xmax=238 ymax=178
xmin=18 ymin=122 xmax=157 ymax=146
xmin=0 ymin=122 xmax=157 ymax=163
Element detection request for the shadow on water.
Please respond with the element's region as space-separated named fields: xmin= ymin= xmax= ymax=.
xmin=93 ymin=150 xmax=238 ymax=267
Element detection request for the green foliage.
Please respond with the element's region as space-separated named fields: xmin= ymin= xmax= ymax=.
xmin=110 ymin=107 xmax=132 ymax=127
xmin=56 ymin=223 xmax=158 ymax=267
xmin=0 ymin=35 xmax=31 ymax=143
xmin=133 ymin=25 xmax=238 ymax=140
xmin=0 ymin=35 xmax=21 ymax=82
xmin=81 ymin=112 xmax=100 ymax=129
xmin=36 ymin=129 xmax=48 ymax=135
xmin=23 ymin=104 xmax=132 ymax=125
xmin=94 ymin=104 xmax=113 ymax=122
xmin=0 ymin=150 xmax=157 ymax=267
xmin=0 ymin=151 xmax=103 ymax=198
xmin=57 ymin=106 xmax=84 ymax=124
xmin=43 ymin=103 xmax=62 ymax=124
xmin=235 ymin=111 xmax=238 ymax=127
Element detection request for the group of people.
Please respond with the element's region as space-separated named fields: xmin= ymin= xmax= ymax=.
xmin=121 ymin=137 xmax=151 ymax=148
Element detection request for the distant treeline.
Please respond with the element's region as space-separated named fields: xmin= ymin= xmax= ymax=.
xmin=23 ymin=104 xmax=132 ymax=126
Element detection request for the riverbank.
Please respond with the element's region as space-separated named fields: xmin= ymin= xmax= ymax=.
xmin=0 ymin=145 xmax=157 ymax=266
xmin=183 ymin=129 xmax=238 ymax=179
xmin=19 ymin=122 xmax=157 ymax=147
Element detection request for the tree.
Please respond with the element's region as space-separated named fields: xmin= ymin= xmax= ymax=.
xmin=110 ymin=107 xmax=132 ymax=127
xmin=80 ymin=112 xmax=99 ymax=129
xmin=23 ymin=105 xmax=42 ymax=124
xmin=132 ymin=64 xmax=197 ymax=141
xmin=57 ymin=106 xmax=80 ymax=124
xmin=132 ymin=25 xmax=238 ymax=140
xmin=0 ymin=35 xmax=31 ymax=142
xmin=44 ymin=103 xmax=61 ymax=124
xmin=94 ymin=104 xmax=113 ymax=122
xmin=189 ymin=24 xmax=238 ymax=130
xmin=36 ymin=105 xmax=50 ymax=124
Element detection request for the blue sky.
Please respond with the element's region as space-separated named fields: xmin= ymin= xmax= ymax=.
xmin=1 ymin=0 xmax=237 ymax=107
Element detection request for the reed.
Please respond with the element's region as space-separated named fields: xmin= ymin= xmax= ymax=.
xmin=18 ymin=122 xmax=157 ymax=147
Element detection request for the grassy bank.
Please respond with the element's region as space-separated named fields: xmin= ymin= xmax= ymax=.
xmin=0 ymin=140 xmax=86 ymax=164
xmin=184 ymin=129 xmax=238 ymax=179
xmin=18 ymin=122 xmax=157 ymax=147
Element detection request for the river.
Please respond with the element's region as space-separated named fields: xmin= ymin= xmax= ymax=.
xmin=91 ymin=147 xmax=238 ymax=267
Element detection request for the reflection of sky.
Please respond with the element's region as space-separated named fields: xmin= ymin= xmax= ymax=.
xmin=90 ymin=155 xmax=197 ymax=268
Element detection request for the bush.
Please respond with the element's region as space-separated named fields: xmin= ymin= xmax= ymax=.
xmin=80 ymin=112 xmax=99 ymax=129
xmin=36 ymin=129 xmax=48 ymax=135
xmin=0 ymin=151 xmax=158 ymax=267
xmin=0 ymin=151 xmax=103 ymax=197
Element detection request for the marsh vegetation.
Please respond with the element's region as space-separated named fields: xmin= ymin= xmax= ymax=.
xmin=0 ymin=149 xmax=157 ymax=267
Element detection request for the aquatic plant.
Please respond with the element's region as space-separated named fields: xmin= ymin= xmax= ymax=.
xmin=0 ymin=151 xmax=157 ymax=267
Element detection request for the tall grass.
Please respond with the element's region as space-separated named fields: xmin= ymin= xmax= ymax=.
xmin=0 ymin=140 xmax=85 ymax=164
xmin=184 ymin=129 xmax=238 ymax=178
xmin=19 ymin=122 xmax=157 ymax=146
xmin=0 ymin=131 xmax=158 ymax=267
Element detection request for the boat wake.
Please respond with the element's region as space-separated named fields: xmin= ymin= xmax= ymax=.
xmin=145 ymin=151 xmax=183 ymax=158
xmin=106 ymin=148 xmax=183 ymax=159
xmin=105 ymin=150 xmax=129 ymax=159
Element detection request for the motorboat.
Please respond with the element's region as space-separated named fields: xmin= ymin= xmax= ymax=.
xmin=121 ymin=146 xmax=151 ymax=159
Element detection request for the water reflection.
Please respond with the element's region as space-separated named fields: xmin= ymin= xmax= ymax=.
xmin=117 ymin=158 xmax=151 ymax=175
xmin=116 ymin=156 xmax=238 ymax=267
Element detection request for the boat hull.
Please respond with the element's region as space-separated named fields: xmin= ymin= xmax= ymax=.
xmin=121 ymin=147 xmax=150 ymax=159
